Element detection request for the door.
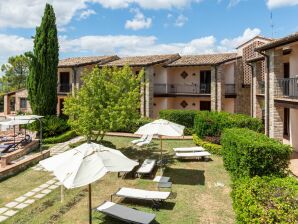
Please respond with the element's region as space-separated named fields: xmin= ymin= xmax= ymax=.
xmin=284 ymin=108 xmax=290 ymax=138
xmin=200 ymin=101 xmax=211 ymax=111
xmin=200 ymin=71 xmax=211 ymax=93
xmin=283 ymin=63 xmax=290 ymax=96
xmin=59 ymin=72 xmax=70 ymax=92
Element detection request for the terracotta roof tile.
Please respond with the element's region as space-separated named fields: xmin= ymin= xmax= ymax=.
xmin=256 ymin=32 xmax=298 ymax=51
xmin=58 ymin=55 xmax=119 ymax=68
xmin=102 ymin=54 xmax=180 ymax=67
xmin=246 ymin=55 xmax=265 ymax=63
xmin=166 ymin=53 xmax=239 ymax=67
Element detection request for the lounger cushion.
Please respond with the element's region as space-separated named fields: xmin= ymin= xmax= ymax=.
xmin=116 ymin=187 xmax=170 ymax=200
xmin=173 ymin=147 xmax=205 ymax=152
xmin=97 ymin=201 xmax=155 ymax=224
xmin=137 ymin=159 xmax=156 ymax=174
xmin=176 ymin=151 xmax=211 ymax=158
xmin=153 ymin=176 xmax=170 ymax=183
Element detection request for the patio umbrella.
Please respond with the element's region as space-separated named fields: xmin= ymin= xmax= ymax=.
xmin=134 ymin=119 xmax=185 ymax=162
xmin=39 ymin=142 xmax=138 ymax=224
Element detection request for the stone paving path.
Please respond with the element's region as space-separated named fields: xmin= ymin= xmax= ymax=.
xmin=0 ymin=136 xmax=84 ymax=223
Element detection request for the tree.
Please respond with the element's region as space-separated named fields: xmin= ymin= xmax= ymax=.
xmin=63 ymin=65 xmax=143 ymax=141
xmin=0 ymin=54 xmax=30 ymax=92
xmin=26 ymin=3 xmax=59 ymax=115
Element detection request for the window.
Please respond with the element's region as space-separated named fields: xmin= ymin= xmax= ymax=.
xmin=20 ymin=98 xmax=27 ymax=109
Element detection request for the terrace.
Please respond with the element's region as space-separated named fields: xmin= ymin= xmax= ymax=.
xmin=276 ymin=77 xmax=298 ymax=99
xmin=154 ymin=83 xmax=211 ymax=96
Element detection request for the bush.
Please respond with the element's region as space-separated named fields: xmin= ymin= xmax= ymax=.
xmin=194 ymin=111 xmax=263 ymax=138
xmin=159 ymin=110 xmax=198 ymax=135
xmin=193 ymin=134 xmax=222 ymax=155
xmin=43 ymin=130 xmax=77 ymax=144
xmin=221 ymin=128 xmax=291 ymax=178
xmin=111 ymin=117 xmax=152 ymax=133
xmin=232 ymin=176 xmax=298 ymax=224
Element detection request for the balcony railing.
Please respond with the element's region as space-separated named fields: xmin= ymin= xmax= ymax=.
xmin=276 ymin=77 xmax=298 ymax=98
xmin=57 ymin=83 xmax=72 ymax=93
xmin=225 ymin=84 xmax=236 ymax=95
xmin=258 ymin=81 xmax=265 ymax=94
xmin=154 ymin=83 xmax=211 ymax=95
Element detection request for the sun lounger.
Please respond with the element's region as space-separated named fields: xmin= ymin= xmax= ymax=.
xmin=153 ymin=176 xmax=170 ymax=183
xmin=175 ymin=151 xmax=211 ymax=160
xmin=111 ymin=187 xmax=171 ymax=207
xmin=136 ymin=159 xmax=156 ymax=177
xmin=131 ymin=135 xmax=148 ymax=144
xmin=96 ymin=201 xmax=156 ymax=224
xmin=136 ymin=135 xmax=153 ymax=147
xmin=173 ymin=146 xmax=205 ymax=152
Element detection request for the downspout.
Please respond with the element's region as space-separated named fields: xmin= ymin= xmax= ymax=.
xmin=246 ymin=62 xmax=254 ymax=117
xmin=258 ymin=51 xmax=270 ymax=136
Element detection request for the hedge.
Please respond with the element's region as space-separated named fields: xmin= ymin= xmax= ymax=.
xmin=221 ymin=128 xmax=291 ymax=178
xmin=111 ymin=117 xmax=152 ymax=133
xmin=232 ymin=176 xmax=298 ymax=224
xmin=43 ymin=130 xmax=77 ymax=144
xmin=159 ymin=110 xmax=198 ymax=135
xmin=194 ymin=111 xmax=263 ymax=138
xmin=192 ymin=134 xmax=222 ymax=155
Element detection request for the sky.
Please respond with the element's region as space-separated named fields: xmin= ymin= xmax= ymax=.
xmin=0 ymin=0 xmax=298 ymax=69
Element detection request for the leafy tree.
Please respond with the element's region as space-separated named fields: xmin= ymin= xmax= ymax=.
xmin=26 ymin=3 xmax=59 ymax=115
xmin=0 ymin=54 xmax=30 ymax=92
xmin=63 ymin=65 xmax=143 ymax=141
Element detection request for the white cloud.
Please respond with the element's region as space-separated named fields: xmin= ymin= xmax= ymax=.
xmin=125 ymin=8 xmax=152 ymax=30
xmin=266 ymin=0 xmax=298 ymax=9
xmin=220 ymin=28 xmax=261 ymax=49
xmin=174 ymin=15 xmax=188 ymax=27
xmin=228 ymin=0 xmax=241 ymax=8
xmin=78 ymin=9 xmax=96 ymax=20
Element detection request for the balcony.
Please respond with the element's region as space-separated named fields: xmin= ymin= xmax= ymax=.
xmin=276 ymin=77 xmax=298 ymax=99
xmin=57 ymin=83 xmax=72 ymax=93
xmin=154 ymin=83 xmax=211 ymax=95
xmin=258 ymin=81 xmax=265 ymax=95
xmin=225 ymin=84 xmax=236 ymax=96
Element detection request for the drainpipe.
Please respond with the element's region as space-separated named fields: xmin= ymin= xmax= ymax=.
xmin=258 ymin=51 xmax=270 ymax=136
xmin=246 ymin=62 xmax=254 ymax=117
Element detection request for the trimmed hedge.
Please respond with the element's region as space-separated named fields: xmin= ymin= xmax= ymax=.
xmin=43 ymin=130 xmax=77 ymax=144
xmin=192 ymin=134 xmax=222 ymax=155
xmin=111 ymin=117 xmax=152 ymax=133
xmin=232 ymin=176 xmax=298 ymax=224
xmin=159 ymin=110 xmax=198 ymax=135
xmin=221 ymin=128 xmax=291 ymax=178
xmin=194 ymin=111 xmax=263 ymax=138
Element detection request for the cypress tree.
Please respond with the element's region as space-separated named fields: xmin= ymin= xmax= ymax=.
xmin=27 ymin=3 xmax=59 ymax=115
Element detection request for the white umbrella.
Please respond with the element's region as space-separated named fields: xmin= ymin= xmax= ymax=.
xmin=39 ymin=142 xmax=138 ymax=224
xmin=135 ymin=119 xmax=185 ymax=162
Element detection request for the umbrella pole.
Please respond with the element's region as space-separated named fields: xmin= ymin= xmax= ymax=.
xmin=60 ymin=185 xmax=64 ymax=203
xmin=88 ymin=184 xmax=92 ymax=224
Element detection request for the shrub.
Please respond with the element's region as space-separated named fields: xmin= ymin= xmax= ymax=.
xmin=232 ymin=176 xmax=298 ymax=224
xmin=193 ymin=134 xmax=222 ymax=155
xmin=43 ymin=130 xmax=77 ymax=144
xmin=111 ymin=117 xmax=152 ymax=133
xmin=194 ymin=111 xmax=263 ymax=138
xmin=221 ymin=128 xmax=291 ymax=178
xmin=159 ymin=110 xmax=198 ymax=135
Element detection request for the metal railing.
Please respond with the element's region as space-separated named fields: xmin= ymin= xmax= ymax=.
xmin=154 ymin=83 xmax=211 ymax=95
xmin=258 ymin=81 xmax=265 ymax=94
xmin=225 ymin=84 xmax=236 ymax=95
xmin=57 ymin=83 xmax=72 ymax=93
xmin=276 ymin=77 xmax=298 ymax=98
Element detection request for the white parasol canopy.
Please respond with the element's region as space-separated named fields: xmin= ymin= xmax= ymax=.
xmin=40 ymin=142 xmax=138 ymax=189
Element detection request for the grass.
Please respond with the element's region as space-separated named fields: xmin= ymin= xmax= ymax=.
xmin=3 ymin=136 xmax=235 ymax=224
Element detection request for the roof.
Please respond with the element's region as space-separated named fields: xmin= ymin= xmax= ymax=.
xmin=0 ymin=88 xmax=26 ymax=97
xmin=246 ymin=55 xmax=265 ymax=63
xmin=236 ymin=35 xmax=273 ymax=49
xmin=255 ymin=32 xmax=298 ymax=52
xmin=58 ymin=55 xmax=119 ymax=68
xmin=102 ymin=54 xmax=181 ymax=67
xmin=166 ymin=53 xmax=239 ymax=67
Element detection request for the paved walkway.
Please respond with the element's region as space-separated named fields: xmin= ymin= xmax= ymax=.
xmin=290 ymin=152 xmax=298 ymax=177
xmin=0 ymin=136 xmax=84 ymax=222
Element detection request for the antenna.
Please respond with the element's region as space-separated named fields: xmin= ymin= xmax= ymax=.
xmin=270 ymin=12 xmax=274 ymax=38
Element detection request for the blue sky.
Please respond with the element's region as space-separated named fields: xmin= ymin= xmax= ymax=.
xmin=0 ymin=0 xmax=297 ymax=67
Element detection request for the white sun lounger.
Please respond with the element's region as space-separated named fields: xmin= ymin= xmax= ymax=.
xmin=96 ymin=201 xmax=156 ymax=224
xmin=112 ymin=187 xmax=171 ymax=202
xmin=136 ymin=159 xmax=156 ymax=177
xmin=136 ymin=135 xmax=153 ymax=147
xmin=173 ymin=146 xmax=205 ymax=152
xmin=131 ymin=135 xmax=148 ymax=144
xmin=153 ymin=176 xmax=170 ymax=183
xmin=175 ymin=151 xmax=211 ymax=159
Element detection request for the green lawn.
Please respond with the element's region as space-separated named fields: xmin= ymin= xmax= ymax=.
xmin=3 ymin=136 xmax=235 ymax=224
